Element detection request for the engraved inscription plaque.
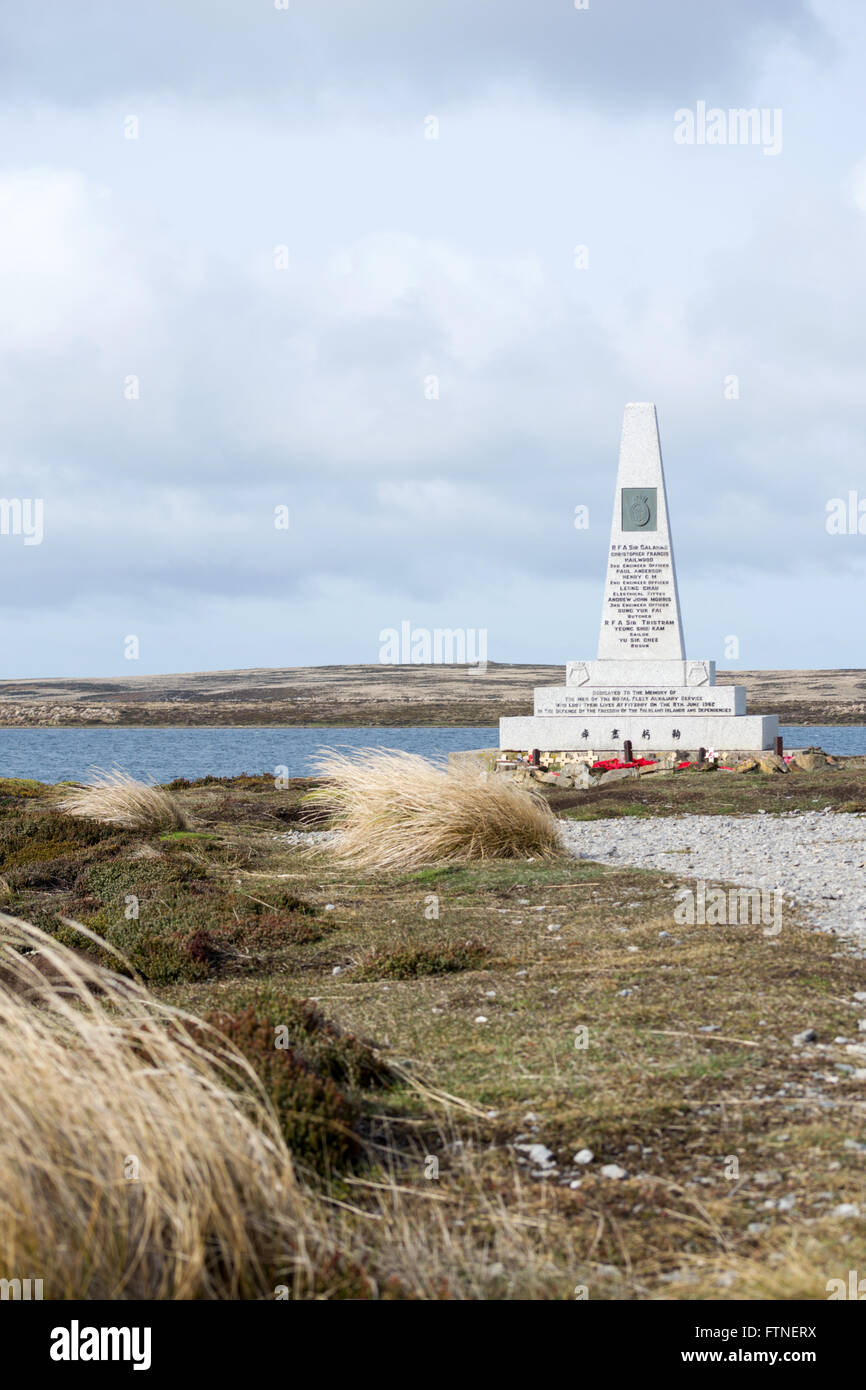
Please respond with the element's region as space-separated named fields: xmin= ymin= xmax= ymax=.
xmin=601 ymin=541 xmax=678 ymax=652
xmin=535 ymin=686 xmax=738 ymax=717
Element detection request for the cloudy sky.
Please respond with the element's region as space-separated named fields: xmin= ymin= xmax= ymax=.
xmin=1 ymin=0 xmax=864 ymax=678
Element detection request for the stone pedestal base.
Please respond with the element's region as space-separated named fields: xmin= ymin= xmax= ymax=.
xmin=499 ymin=713 xmax=778 ymax=754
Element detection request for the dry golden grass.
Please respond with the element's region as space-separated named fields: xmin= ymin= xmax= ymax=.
xmin=57 ymin=767 xmax=189 ymax=833
xmin=0 ymin=912 xmax=591 ymax=1301
xmin=307 ymin=747 xmax=560 ymax=870
xmin=0 ymin=913 xmax=301 ymax=1299
xmin=9 ymin=767 xmax=866 ymax=1300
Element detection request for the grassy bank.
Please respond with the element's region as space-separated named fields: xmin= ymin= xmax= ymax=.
xmin=1 ymin=765 xmax=866 ymax=1298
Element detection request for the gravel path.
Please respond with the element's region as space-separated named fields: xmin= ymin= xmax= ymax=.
xmin=277 ymin=812 xmax=866 ymax=945
xmin=560 ymin=810 xmax=866 ymax=944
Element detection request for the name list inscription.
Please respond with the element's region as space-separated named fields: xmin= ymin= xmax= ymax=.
xmin=602 ymin=542 xmax=677 ymax=652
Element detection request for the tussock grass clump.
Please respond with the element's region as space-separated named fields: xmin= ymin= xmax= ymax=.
xmin=0 ymin=913 xmax=300 ymax=1299
xmin=308 ymin=748 xmax=559 ymax=870
xmin=57 ymin=767 xmax=189 ymax=833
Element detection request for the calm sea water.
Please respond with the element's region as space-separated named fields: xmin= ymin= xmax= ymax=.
xmin=0 ymin=726 xmax=502 ymax=784
xmin=0 ymin=724 xmax=863 ymax=785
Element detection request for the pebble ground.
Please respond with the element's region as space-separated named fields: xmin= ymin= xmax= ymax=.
xmin=560 ymin=809 xmax=866 ymax=945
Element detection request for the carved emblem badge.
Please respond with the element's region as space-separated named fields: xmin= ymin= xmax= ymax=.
xmin=621 ymin=487 xmax=657 ymax=532
xmin=567 ymin=662 xmax=590 ymax=686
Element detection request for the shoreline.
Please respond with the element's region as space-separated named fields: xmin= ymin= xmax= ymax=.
xmin=0 ymin=718 xmax=863 ymax=730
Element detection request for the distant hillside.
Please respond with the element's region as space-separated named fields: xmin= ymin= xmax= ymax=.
xmin=0 ymin=664 xmax=864 ymax=727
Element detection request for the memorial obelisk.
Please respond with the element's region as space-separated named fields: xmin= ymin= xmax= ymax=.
xmin=499 ymin=403 xmax=778 ymax=757
xmin=597 ymin=401 xmax=685 ymax=665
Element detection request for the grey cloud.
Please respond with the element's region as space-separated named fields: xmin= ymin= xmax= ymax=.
xmin=0 ymin=1 xmax=826 ymax=109
xmin=0 ymin=2 xmax=862 ymax=677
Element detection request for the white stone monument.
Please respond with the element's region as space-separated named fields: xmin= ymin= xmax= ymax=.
xmin=500 ymin=403 xmax=778 ymax=757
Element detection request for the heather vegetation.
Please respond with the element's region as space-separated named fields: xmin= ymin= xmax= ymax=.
xmin=2 ymin=763 xmax=866 ymax=1299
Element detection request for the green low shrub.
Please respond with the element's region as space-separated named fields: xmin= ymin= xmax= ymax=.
xmin=354 ymin=939 xmax=491 ymax=981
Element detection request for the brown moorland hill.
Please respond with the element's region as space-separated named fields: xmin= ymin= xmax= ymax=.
xmin=0 ymin=665 xmax=864 ymax=727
